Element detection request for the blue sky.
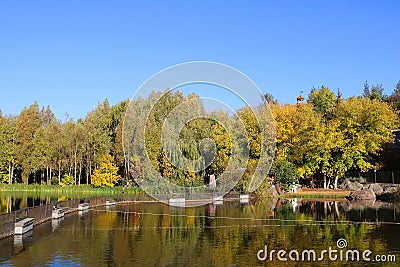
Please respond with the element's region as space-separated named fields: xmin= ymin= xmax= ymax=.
xmin=0 ymin=1 xmax=399 ymax=120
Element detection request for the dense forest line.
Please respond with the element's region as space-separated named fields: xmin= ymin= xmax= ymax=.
xmin=0 ymin=81 xmax=399 ymax=191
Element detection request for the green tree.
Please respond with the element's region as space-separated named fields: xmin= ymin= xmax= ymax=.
xmin=326 ymin=97 xmax=398 ymax=188
xmin=363 ymin=80 xmax=384 ymax=101
xmin=363 ymin=80 xmax=370 ymax=99
xmin=91 ymin=154 xmax=121 ymax=187
xmin=307 ymin=86 xmax=336 ymax=119
xmin=208 ymin=116 xmax=231 ymax=178
xmin=264 ymin=93 xmax=278 ymax=105
xmin=110 ymin=99 xmax=130 ymax=178
xmin=0 ymin=113 xmax=16 ymax=184
xmin=84 ymin=99 xmax=112 ymax=183
xmin=272 ymin=96 xmax=398 ymax=189
xmin=396 ymin=80 xmax=400 ymax=95
xmin=32 ymin=126 xmax=51 ymax=184
xmin=386 ymin=80 xmax=400 ymax=111
xmin=371 ymin=84 xmax=384 ymax=101
xmin=15 ymin=102 xmax=42 ymax=184
xmin=272 ymin=159 xmax=297 ymax=191
xmin=64 ymin=120 xmax=86 ymax=185
xmin=235 ymin=106 xmax=262 ymax=191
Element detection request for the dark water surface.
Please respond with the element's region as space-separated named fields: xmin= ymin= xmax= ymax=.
xmin=0 ymin=193 xmax=61 ymax=214
xmin=0 ymin=198 xmax=399 ymax=266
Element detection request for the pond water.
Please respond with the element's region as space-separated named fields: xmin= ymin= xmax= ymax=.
xmin=0 ymin=193 xmax=62 ymax=214
xmin=0 ymin=197 xmax=399 ymax=266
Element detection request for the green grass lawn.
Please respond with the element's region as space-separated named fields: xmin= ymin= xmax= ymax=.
xmin=0 ymin=183 xmax=142 ymax=197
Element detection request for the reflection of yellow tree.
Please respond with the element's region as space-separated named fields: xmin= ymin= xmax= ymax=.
xmin=0 ymin=196 xmax=8 ymax=214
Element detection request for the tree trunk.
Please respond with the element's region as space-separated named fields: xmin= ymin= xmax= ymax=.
xmin=58 ymin=162 xmax=61 ymax=184
xmin=11 ymin=164 xmax=14 ymax=184
xmin=334 ymin=175 xmax=339 ymax=189
xmin=78 ymin=161 xmax=82 ymax=185
xmin=323 ymin=174 xmax=327 ymax=189
xmin=88 ymin=159 xmax=92 ymax=185
xmin=7 ymin=195 xmax=11 ymax=213
xmin=74 ymin=149 xmax=77 ymax=185
xmin=125 ymin=159 xmax=130 ymax=183
xmin=8 ymin=162 xmax=12 ymax=184
xmin=48 ymin=166 xmax=51 ymax=185
xmin=334 ymin=201 xmax=340 ymax=218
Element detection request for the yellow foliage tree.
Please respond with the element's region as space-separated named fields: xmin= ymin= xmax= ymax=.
xmin=91 ymin=154 xmax=120 ymax=187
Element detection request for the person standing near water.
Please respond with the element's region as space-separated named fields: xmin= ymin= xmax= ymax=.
xmin=209 ymin=174 xmax=216 ymax=195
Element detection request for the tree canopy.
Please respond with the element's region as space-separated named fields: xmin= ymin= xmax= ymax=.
xmin=0 ymin=83 xmax=398 ymax=192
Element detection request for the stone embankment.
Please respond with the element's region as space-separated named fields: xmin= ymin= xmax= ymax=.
xmin=340 ymin=180 xmax=399 ymax=201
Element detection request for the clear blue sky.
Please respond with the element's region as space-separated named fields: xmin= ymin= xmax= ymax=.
xmin=1 ymin=1 xmax=399 ymax=120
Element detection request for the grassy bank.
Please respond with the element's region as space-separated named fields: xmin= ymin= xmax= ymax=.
xmin=0 ymin=184 xmax=142 ymax=197
xmin=282 ymin=189 xmax=350 ymax=200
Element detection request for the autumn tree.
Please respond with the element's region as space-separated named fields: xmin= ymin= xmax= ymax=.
xmin=84 ymin=99 xmax=113 ymax=183
xmin=91 ymin=154 xmax=121 ymax=187
xmin=272 ymin=91 xmax=398 ymax=189
xmin=64 ymin=120 xmax=86 ymax=185
xmin=0 ymin=112 xmax=16 ymax=184
xmin=110 ymin=99 xmax=130 ymax=178
xmin=272 ymin=103 xmax=325 ymax=187
xmin=15 ymin=102 xmax=43 ymax=184
xmin=235 ymin=106 xmax=262 ymax=192
xmin=298 ymin=97 xmax=397 ymax=189
xmin=326 ymin=97 xmax=398 ymax=188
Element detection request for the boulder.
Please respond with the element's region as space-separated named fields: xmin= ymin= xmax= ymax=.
xmin=345 ymin=198 xmax=376 ymax=209
xmin=268 ymin=185 xmax=279 ymax=197
xmin=353 ymin=181 xmax=363 ymax=189
xmin=338 ymin=181 xmax=346 ymax=190
xmin=382 ymin=185 xmax=398 ymax=194
xmin=367 ymin=183 xmax=384 ymax=195
xmin=343 ymin=181 xmax=359 ymax=191
xmin=347 ymin=188 xmax=376 ymax=201
xmin=378 ymin=185 xmax=399 ymax=199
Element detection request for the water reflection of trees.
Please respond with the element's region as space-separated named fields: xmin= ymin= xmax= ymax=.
xmin=2 ymin=200 xmax=399 ymax=266
xmin=0 ymin=192 xmax=62 ymax=214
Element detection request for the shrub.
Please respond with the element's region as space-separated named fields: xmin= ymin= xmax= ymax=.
xmin=0 ymin=173 xmax=8 ymax=183
xmin=51 ymin=177 xmax=59 ymax=185
xmin=273 ymin=160 xmax=297 ymax=191
xmin=60 ymin=174 xmax=74 ymax=186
